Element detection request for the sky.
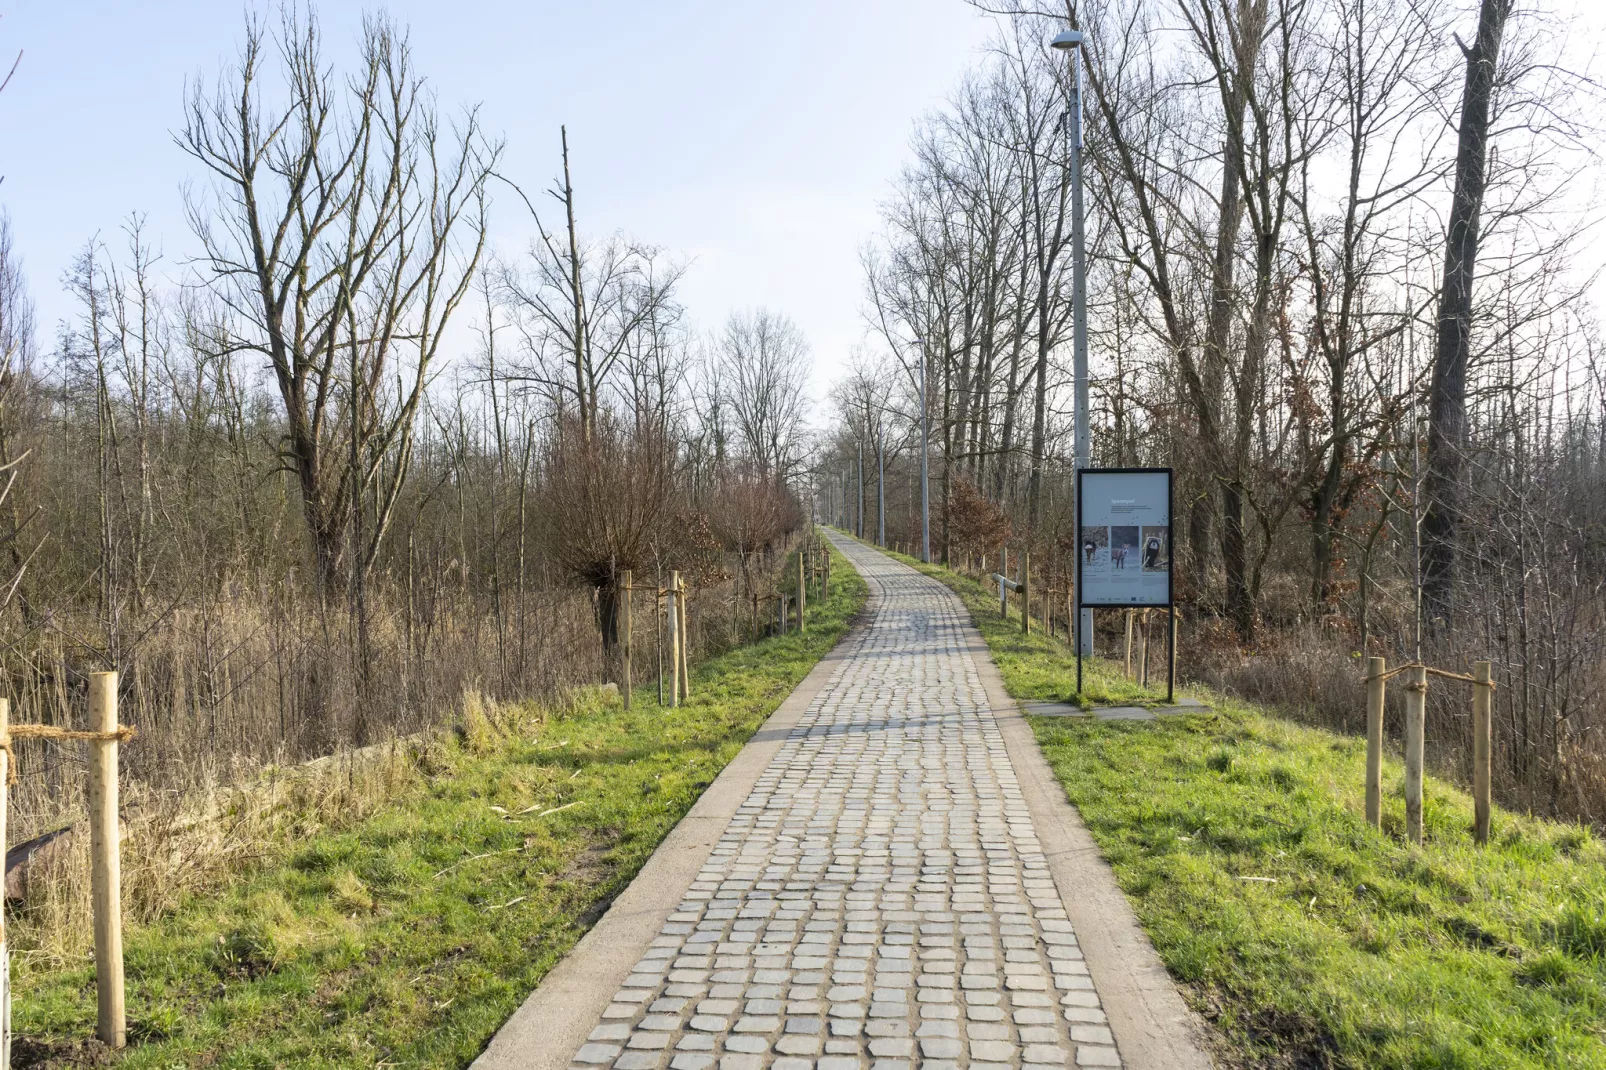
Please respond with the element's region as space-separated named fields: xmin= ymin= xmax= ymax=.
xmin=0 ymin=0 xmax=1000 ymax=414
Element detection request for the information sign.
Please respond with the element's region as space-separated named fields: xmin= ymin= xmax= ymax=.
xmin=1075 ymin=468 xmax=1172 ymax=607
xmin=1074 ymin=467 xmax=1175 ymax=701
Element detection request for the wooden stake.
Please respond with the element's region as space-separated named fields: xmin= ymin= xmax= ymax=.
xmin=1124 ymin=610 xmax=1135 ymax=679
xmin=0 ymin=696 xmax=9 ymax=1067
xmin=1365 ymin=657 xmax=1385 ymax=828
xmin=999 ymin=548 xmax=1009 ymax=618
xmin=823 ymin=548 xmax=830 ymax=597
xmin=666 ymin=573 xmax=681 ymax=709
xmin=1166 ymin=606 xmax=1177 ymax=703
xmin=1020 ymin=552 xmax=1031 ymax=635
xmin=88 ymin=671 xmax=126 ymax=1048
xmin=1404 ymin=664 xmax=1426 ymax=844
xmin=797 ymin=550 xmax=806 ymax=632
xmin=619 ymin=571 xmax=633 ymax=710
xmin=1473 ymin=660 xmax=1492 ymax=844
xmin=678 ymin=577 xmax=690 ymax=702
xmin=1139 ymin=610 xmax=1150 ymax=688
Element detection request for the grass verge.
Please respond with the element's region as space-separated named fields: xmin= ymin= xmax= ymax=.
xmin=13 ymin=544 xmax=866 ymax=1069
xmin=885 ymin=544 xmax=1606 ymax=1069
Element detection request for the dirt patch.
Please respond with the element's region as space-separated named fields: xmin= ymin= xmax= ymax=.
xmin=1187 ymin=985 xmax=1342 ymax=1070
xmin=11 ymin=1036 xmax=117 ymax=1070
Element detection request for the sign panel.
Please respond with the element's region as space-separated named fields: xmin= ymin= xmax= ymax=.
xmin=1075 ymin=468 xmax=1172 ymax=607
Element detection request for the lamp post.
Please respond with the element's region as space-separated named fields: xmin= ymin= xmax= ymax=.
xmin=863 ymin=396 xmax=910 ymax=548
xmin=1052 ymin=27 xmax=1093 ymax=654
xmin=857 ymin=437 xmax=865 ymax=539
xmin=913 ymin=336 xmax=931 ymax=563
xmin=877 ymin=425 xmax=886 ymax=547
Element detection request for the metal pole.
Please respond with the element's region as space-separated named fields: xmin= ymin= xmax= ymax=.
xmin=857 ymin=440 xmax=865 ymax=540
xmin=920 ymin=339 xmax=930 ymax=563
xmin=1068 ymin=35 xmax=1093 ymax=655
xmin=877 ymin=432 xmax=886 ymax=547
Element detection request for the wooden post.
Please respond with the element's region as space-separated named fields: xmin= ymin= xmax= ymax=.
xmin=88 ymin=671 xmax=126 ymax=1048
xmin=1473 ymin=660 xmax=1492 ymax=844
xmin=796 ymin=550 xmax=806 ymax=632
xmin=823 ymin=548 xmax=830 ymax=597
xmin=1020 ymin=552 xmax=1031 ymax=635
xmin=1365 ymin=657 xmax=1385 ymax=828
xmin=1124 ymin=610 xmax=1135 ymax=679
xmin=677 ymin=577 xmax=691 ymax=702
xmin=999 ymin=548 xmax=1009 ymax=618
xmin=1404 ymin=665 xmax=1426 ymax=844
xmin=1166 ymin=606 xmax=1177 ymax=702
xmin=0 ymin=696 xmax=9 ymax=1067
xmin=666 ymin=574 xmax=681 ymax=709
xmin=1139 ymin=610 xmax=1150 ymax=688
xmin=619 ymin=571 xmax=633 ymax=710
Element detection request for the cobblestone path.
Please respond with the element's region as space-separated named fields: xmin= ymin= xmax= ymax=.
xmin=568 ymin=535 xmax=1121 ymax=1070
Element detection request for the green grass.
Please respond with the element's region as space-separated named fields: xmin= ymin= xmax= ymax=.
xmin=14 ymin=545 xmax=867 ymax=1069
xmin=891 ymin=546 xmax=1606 ymax=1069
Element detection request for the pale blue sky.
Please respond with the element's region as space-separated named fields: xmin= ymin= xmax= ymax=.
xmin=0 ymin=1 xmax=998 ymax=405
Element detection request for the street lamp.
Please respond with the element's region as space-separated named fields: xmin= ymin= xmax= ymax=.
xmin=862 ymin=396 xmax=914 ymax=549
xmin=912 ymin=336 xmax=931 ymax=563
xmin=1052 ymin=26 xmax=1093 ymax=655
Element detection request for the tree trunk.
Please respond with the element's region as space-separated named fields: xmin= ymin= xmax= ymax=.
xmin=1422 ymin=0 xmax=1513 ymax=632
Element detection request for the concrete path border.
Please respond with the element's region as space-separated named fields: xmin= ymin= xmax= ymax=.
xmin=954 ymin=598 xmax=1216 ymax=1069
xmin=472 ymin=574 xmax=880 ymax=1070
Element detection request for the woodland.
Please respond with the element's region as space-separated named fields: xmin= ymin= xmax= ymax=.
xmin=824 ymin=0 xmax=1606 ymax=827
xmin=0 ymin=11 xmax=812 ymax=846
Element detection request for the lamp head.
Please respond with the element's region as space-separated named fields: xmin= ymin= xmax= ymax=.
xmin=1051 ymin=29 xmax=1084 ymax=50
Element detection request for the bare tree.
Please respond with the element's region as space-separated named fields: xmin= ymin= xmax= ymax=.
xmin=179 ymin=9 xmax=498 ymax=593
xmin=499 ymin=129 xmax=687 ymax=440
xmin=716 ymin=308 xmax=810 ymax=482
xmin=1421 ymin=0 xmax=1514 ymax=630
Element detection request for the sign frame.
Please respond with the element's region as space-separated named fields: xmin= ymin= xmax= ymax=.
xmin=1074 ymin=467 xmax=1176 ymax=702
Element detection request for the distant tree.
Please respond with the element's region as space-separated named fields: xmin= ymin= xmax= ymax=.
xmin=715 ymin=309 xmax=810 ymax=482
xmin=947 ymin=475 xmax=1011 ymax=562
xmin=499 ymin=127 xmax=687 ymax=441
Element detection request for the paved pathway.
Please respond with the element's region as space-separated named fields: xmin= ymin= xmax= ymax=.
xmin=565 ymin=535 xmax=1123 ymax=1070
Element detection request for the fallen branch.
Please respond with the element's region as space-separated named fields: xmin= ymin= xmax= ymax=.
xmin=432 ymin=845 xmax=525 ymax=879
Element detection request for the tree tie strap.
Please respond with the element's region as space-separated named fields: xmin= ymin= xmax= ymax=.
xmin=0 ymin=724 xmax=138 ymax=785
xmin=1371 ymin=662 xmax=1495 ymax=690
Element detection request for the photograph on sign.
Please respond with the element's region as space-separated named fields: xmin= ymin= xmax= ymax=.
xmin=1078 ymin=525 xmax=1107 ymax=568
xmin=1141 ymin=526 xmax=1169 ymax=572
xmin=1077 ymin=469 xmax=1171 ymax=606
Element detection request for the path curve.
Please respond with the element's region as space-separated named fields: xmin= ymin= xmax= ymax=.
xmin=477 ymin=534 xmax=1212 ymax=1070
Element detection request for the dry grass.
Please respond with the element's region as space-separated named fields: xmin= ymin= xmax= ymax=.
xmin=4 ymin=543 xmax=804 ymax=964
xmin=1188 ymin=622 xmax=1606 ymax=831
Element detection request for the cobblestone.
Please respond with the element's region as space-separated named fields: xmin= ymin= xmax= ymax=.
xmin=566 ymin=536 xmax=1121 ymax=1068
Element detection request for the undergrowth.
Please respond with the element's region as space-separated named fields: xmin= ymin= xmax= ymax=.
xmin=11 ymin=543 xmax=867 ymax=1069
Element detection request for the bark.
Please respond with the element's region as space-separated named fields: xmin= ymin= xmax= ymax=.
xmin=1422 ymin=0 xmax=1513 ymax=631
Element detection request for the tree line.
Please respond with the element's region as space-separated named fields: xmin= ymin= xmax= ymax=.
xmin=0 ymin=8 xmax=814 ymax=828
xmin=823 ymin=0 xmax=1605 ymax=825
